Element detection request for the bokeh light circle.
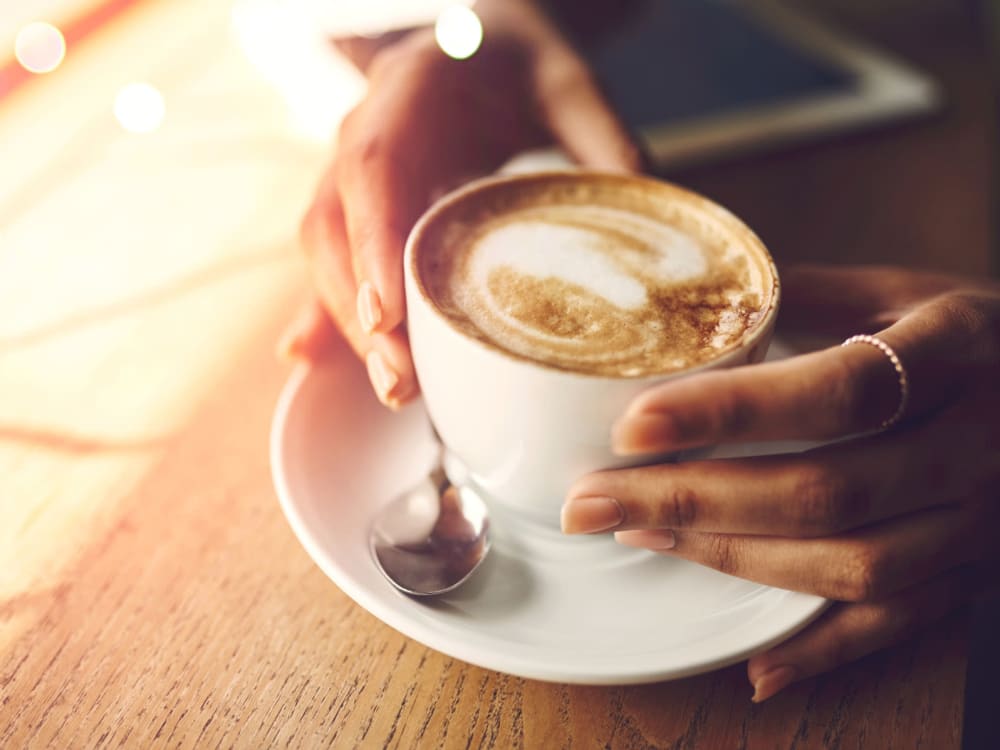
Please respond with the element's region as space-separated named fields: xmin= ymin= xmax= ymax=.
xmin=434 ymin=5 xmax=483 ymax=60
xmin=15 ymin=22 xmax=66 ymax=74
xmin=114 ymin=83 xmax=166 ymax=134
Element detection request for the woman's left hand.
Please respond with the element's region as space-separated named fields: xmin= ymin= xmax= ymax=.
xmin=561 ymin=264 xmax=1000 ymax=701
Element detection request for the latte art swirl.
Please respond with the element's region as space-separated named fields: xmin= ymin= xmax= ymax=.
xmin=416 ymin=175 xmax=774 ymax=377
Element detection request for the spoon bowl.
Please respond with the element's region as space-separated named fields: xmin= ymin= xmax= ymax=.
xmin=370 ymin=458 xmax=491 ymax=596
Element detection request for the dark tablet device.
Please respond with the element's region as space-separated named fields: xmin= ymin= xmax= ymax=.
xmin=583 ymin=0 xmax=939 ymax=166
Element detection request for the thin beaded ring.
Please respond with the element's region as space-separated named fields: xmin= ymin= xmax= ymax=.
xmin=841 ymin=334 xmax=910 ymax=431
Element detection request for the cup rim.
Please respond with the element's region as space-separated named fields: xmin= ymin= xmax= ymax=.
xmin=404 ymin=169 xmax=781 ymax=383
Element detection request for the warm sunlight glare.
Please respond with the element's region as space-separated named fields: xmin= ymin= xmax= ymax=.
xmin=114 ymin=83 xmax=166 ymax=133
xmin=232 ymin=0 xmax=366 ymax=142
xmin=434 ymin=5 xmax=482 ymax=60
xmin=14 ymin=22 xmax=66 ymax=74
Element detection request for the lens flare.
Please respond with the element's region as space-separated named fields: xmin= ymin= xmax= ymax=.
xmin=14 ymin=22 xmax=66 ymax=74
xmin=434 ymin=5 xmax=482 ymax=60
xmin=114 ymin=83 xmax=166 ymax=134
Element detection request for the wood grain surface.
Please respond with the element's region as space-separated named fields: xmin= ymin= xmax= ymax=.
xmin=1 ymin=0 xmax=990 ymax=747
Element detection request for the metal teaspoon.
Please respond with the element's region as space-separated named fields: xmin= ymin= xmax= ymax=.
xmin=370 ymin=445 xmax=491 ymax=596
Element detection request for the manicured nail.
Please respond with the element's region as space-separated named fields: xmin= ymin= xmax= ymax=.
xmin=611 ymin=413 xmax=679 ymax=455
xmin=383 ymin=379 xmax=419 ymax=411
xmin=751 ymin=665 xmax=798 ymax=703
xmin=356 ymin=280 xmax=383 ymax=334
xmin=561 ymin=497 xmax=624 ymax=534
xmin=277 ymin=328 xmax=303 ymax=361
xmin=365 ymin=350 xmax=398 ymax=405
xmin=614 ymin=529 xmax=676 ymax=550
xmin=277 ymin=314 xmax=311 ymax=361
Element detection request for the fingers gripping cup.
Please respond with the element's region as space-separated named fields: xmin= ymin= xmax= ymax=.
xmin=404 ymin=172 xmax=779 ymax=526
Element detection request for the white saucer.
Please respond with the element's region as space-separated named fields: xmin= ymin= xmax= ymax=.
xmin=270 ymin=343 xmax=828 ymax=685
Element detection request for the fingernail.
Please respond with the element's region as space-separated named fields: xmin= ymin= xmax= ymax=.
xmin=382 ymin=379 xmax=419 ymax=411
xmin=751 ymin=665 xmax=798 ymax=703
xmin=277 ymin=330 xmax=302 ymax=361
xmin=277 ymin=317 xmax=309 ymax=361
xmin=356 ymin=280 xmax=383 ymax=335
xmin=614 ymin=529 xmax=676 ymax=550
xmin=561 ymin=497 xmax=624 ymax=534
xmin=611 ymin=414 xmax=679 ymax=455
xmin=365 ymin=350 xmax=398 ymax=405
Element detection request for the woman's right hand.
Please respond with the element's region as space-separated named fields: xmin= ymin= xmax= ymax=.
xmin=286 ymin=0 xmax=644 ymax=408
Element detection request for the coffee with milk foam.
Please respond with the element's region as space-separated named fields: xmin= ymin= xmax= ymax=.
xmin=415 ymin=173 xmax=774 ymax=377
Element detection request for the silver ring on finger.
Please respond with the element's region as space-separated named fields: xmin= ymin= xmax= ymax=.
xmin=841 ymin=334 xmax=910 ymax=431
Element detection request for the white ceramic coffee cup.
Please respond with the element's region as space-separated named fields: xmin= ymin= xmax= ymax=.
xmin=404 ymin=171 xmax=780 ymax=525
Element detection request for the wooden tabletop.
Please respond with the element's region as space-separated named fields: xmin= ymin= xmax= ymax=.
xmin=1 ymin=0 xmax=992 ymax=747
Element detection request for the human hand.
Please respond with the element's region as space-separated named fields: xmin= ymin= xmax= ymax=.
xmin=561 ymin=264 xmax=1000 ymax=701
xmin=285 ymin=0 xmax=644 ymax=408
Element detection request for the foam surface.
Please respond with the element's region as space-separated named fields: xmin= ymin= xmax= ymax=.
xmin=417 ymin=175 xmax=772 ymax=377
